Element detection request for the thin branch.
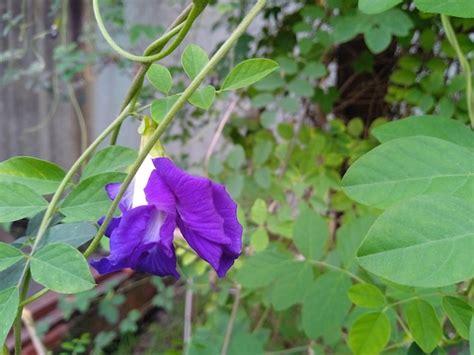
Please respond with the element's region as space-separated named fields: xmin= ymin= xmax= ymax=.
xmin=22 ymin=308 xmax=46 ymax=355
xmin=221 ymin=285 xmax=241 ymax=355
xmin=204 ymin=98 xmax=239 ymax=173
xmin=183 ymin=278 xmax=193 ymax=351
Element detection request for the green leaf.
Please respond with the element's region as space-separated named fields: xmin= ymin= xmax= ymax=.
xmin=364 ymin=25 xmax=392 ymax=54
xmin=235 ymin=249 xmax=293 ymax=289
xmin=293 ymin=207 xmax=328 ymax=260
xmin=146 ymin=64 xmax=172 ymax=94
xmin=442 ymin=296 xmax=472 ymax=339
xmin=470 ymin=317 xmax=474 ymax=353
xmin=150 ymin=95 xmax=180 ymax=123
xmin=288 ymin=79 xmax=314 ymax=97
xmin=358 ymin=195 xmax=474 ymax=288
xmin=275 ymin=56 xmax=298 ymax=75
xmin=181 ymin=44 xmax=209 ymax=80
xmin=359 ymin=0 xmax=402 ymax=14
xmin=251 ymin=199 xmax=267 ymax=225
xmin=251 ymin=227 xmax=269 ymax=252
xmin=348 ymin=284 xmax=385 ymax=308
xmin=31 ymin=243 xmax=95 ymax=293
xmin=0 ymin=242 xmax=24 ymax=272
xmin=372 ymin=115 xmax=474 ymax=150
xmin=405 ymin=299 xmax=442 ymax=353
xmin=252 ymin=140 xmax=273 ymax=166
xmin=221 ymin=58 xmax=279 ymax=91
xmin=302 ymin=62 xmax=327 ymax=80
xmin=348 ymin=312 xmax=391 ymax=355
xmin=280 ymin=96 xmax=299 ymax=114
xmin=302 ymin=272 xmax=352 ymax=339
xmin=271 ymin=261 xmax=313 ymax=311
xmin=60 ymin=173 xmax=125 ymax=223
xmin=0 ymin=156 xmax=65 ymax=195
xmin=225 ymin=174 xmax=244 ymax=199
xmin=342 ymin=136 xmax=474 ymax=208
xmin=0 ymin=287 xmax=19 ymax=346
xmin=82 ymin=146 xmax=137 ymax=180
xmin=336 ymin=216 xmax=376 ymax=269
xmin=255 ymin=167 xmax=272 ymax=189
xmin=188 ymin=85 xmax=216 ymax=110
xmin=0 ymin=259 xmax=25 ymax=292
xmin=414 ymin=0 xmax=474 ymax=18
xmin=227 ymin=145 xmax=245 ymax=170
xmin=0 ymin=183 xmax=48 ymax=223
xmin=40 ymin=222 xmax=97 ymax=249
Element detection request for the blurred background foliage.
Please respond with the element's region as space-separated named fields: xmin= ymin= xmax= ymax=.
xmin=0 ymin=0 xmax=473 ymax=354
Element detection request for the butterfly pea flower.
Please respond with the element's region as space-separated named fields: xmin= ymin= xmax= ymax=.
xmin=90 ymin=156 xmax=242 ymax=278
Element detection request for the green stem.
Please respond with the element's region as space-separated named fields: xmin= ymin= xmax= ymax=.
xmin=441 ymin=14 xmax=474 ymax=127
xmin=311 ymin=260 xmax=366 ymax=284
xmin=84 ymin=0 xmax=267 ymax=257
xmin=264 ymin=345 xmax=310 ymax=355
xmin=15 ymin=104 xmax=132 ymax=310
xmin=14 ymin=271 xmax=31 ymax=355
xmin=93 ymin=0 xmax=201 ymax=64
xmin=109 ymin=4 xmax=202 ymax=145
xmin=221 ymin=285 xmax=241 ymax=355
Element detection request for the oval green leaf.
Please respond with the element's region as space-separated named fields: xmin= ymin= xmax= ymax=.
xmin=0 ymin=182 xmax=48 ymax=223
xmin=82 ymin=146 xmax=137 ymax=180
xmin=293 ymin=207 xmax=328 ymax=261
xmin=0 ymin=286 xmax=19 ymax=346
xmin=221 ymin=58 xmax=280 ymax=91
xmin=0 ymin=242 xmax=24 ymax=272
xmin=150 ymin=95 xmax=180 ymax=123
xmin=146 ymin=63 xmax=172 ymax=94
xmin=348 ymin=312 xmax=391 ymax=355
xmin=342 ymin=136 xmax=474 ymax=208
xmin=188 ymin=85 xmax=216 ymax=110
xmin=414 ymin=0 xmax=474 ymax=18
xmin=442 ymin=296 xmax=472 ymax=339
xmin=405 ymin=299 xmax=442 ymax=353
xmin=59 ymin=172 xmax=125 ymax=223
xmin=31 ymin=243 xmax=95 ymax=293
xmin=40 ymin=222 xmax=97 ymax=249
xmin=181 ymin=44 xmax=209 ymax=80
xmin=348 ymin=284 xmax=385 ymax=308
xmin=358 ymin=0 xmax=402 ymax=14
xmin=271 ymin=261 xmax=313 ymax=311
xmin=358 ymin=195 xmax=474 ymax=288
xmin=372 ymin=115 xmax=474 ymax=149
xmin=302 ymin=272 xmax=352 ymax=339
xmin=0 ymin=156 xmax=65 ymax=195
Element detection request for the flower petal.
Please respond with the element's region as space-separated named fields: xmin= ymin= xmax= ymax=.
xmin=151 ymin=158 xmax=229 ymax=244
xmin=98 ymin=215 xmax=121 ymax=238
xmin=212 ymin=183 xmax=243 ymax=257
xmin=91 ymin=205 xmax=179 ymax=277
xmin=105 ymin=182 xmax=133 ymax=212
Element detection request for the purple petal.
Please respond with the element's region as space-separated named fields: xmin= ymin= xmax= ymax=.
xmin=135 ymin=245 xmax=180 ymax=278
xmin=151 ymin=158 xmax=229 ymax=244
xmin=105 ymin=182 xmax=133 ymax=212
xmin=151 ymin=158 xmax=242 ymax=277
xmin=98 ymin=215 xmax=121 ymax=238
xmin=91 ymin=204 xmax=179 ymax=278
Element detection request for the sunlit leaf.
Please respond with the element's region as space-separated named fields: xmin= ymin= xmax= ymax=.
xmin=0 ymin=183 xmax=48 ymax=223
xmin=181 ymin=44 xmax=209 ymax=80
xmin=146 ymin=63 xmax=172 ymax=94
xmin=221 ymin=58 xmax=279 ymax=91
xmin=0 ymin=156 xmax=65 ymax=195
xmin=358 ymin=195 xmax=474 ymax=288
xmin=404 ymin=299 xmax=442 ymax=353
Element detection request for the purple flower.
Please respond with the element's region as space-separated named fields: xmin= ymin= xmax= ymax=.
xmin=90 ymin=157 xmax=242 ymax=278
